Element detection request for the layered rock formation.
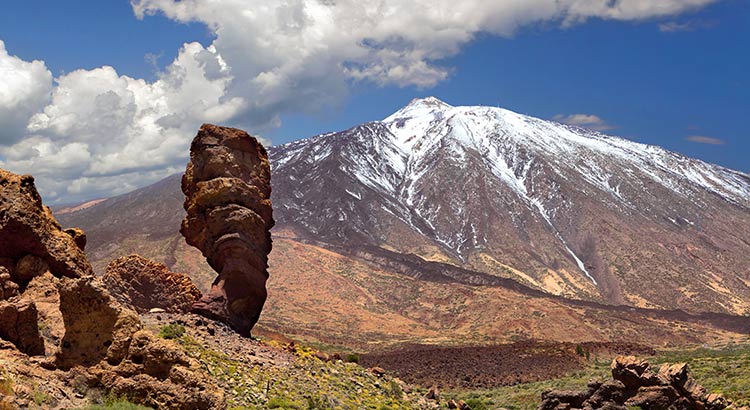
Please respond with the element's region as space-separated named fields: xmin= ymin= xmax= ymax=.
xmin=104 ymin=254 xmax=202 ymax=313
xmin=181 ymin=123 xmax=274 ymax=336
xmin=0 ymin=167 xmax=226 ymax=409
xmin=539 ymin=356 xmax=744 ymax=410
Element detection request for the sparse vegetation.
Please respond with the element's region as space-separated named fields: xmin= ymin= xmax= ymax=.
xmin=440 ymin=344 xmax=750 ymax=409
xmin=0 ymin=371 xmax=13 ymax=396
xmin=179 ymin=335 xmax=415 ymax=409
xmin=31 ymin=389 xmax=50 ymax=405
xmin=158 ymin=323 xmax=186 ymax=339
xmin=267 ymin=397 xmax=304 ymax=409
xmin=345 ymin=353 xmax=360 ymax=364
xmin=79 ymin=401 xmax=153 ymax=410
xmin=575 ymin=344 xmax=590 ymax=360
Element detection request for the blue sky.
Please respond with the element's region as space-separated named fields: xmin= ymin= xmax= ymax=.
xmin=0 ymin=0 xmax=747 ymax=202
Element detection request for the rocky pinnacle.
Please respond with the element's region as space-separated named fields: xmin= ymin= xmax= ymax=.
xmin=181 ymin=124 xmax=274 ymax=336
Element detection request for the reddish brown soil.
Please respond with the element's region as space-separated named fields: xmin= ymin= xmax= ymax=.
xmin=361 ymin=341 xmax=655 ymax=389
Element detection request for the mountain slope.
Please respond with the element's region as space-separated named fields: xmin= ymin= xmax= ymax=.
xmin=55 ymin=97 xmax=750 ymax=348
xmin=270 ymin=97 xmax=750 ymax=313
xmin=54 ymin=176 xmax=750 ymax=350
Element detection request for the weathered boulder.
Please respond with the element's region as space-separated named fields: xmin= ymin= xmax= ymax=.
xmin=55 ymin=276 xmax=142 ymax=369
xmin=539 ymin=356 xmax=745 ymax=410
xmin=94 ymin=330 xmax=226 ymax=410
xmin=0 ymin=169 xmax=92 ymax=280
xmin=103 ymin=255 xmax=202 ymax=314
xmin=181 ymin=124 xmax=274 ymax=336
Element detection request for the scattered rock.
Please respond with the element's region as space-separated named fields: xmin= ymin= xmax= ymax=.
xmin=426 ymin=385 xmax=440 ymax=402
xmin=539 ymin=356 xmax=744 ymax=410
xmin=181 ymin=123 xmax=274 ymax=336
xmin=369 ymin=366 xmax=386 ymax=377
xmin=103 ymin=254 xmax=202 ymax=313
xmin=457 ymin=399 xmax=472 ymax=410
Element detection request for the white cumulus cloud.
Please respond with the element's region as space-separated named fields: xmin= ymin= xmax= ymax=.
xmin=1 ymin=42 xmax=245 ymax=202
xmin=0 ymin=0 xmax=720 ymax=202
xmin=0 ymin=40 xmax=53 ymax=145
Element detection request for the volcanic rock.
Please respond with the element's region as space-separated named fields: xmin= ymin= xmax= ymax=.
xmin=0 ymin=298 xmax=44 ymax=356
xmin=94 ymin=330 xmax=226 ymax=410
xmin=539 ymin=356 xmax=744 ymax=410
xmin=181 ymin=123 xmax=274 ymax=336
xmin=0 ymin=266 xmax=20 ymax=300
xmin=0 ymin=166 xmax=227 ymax=409
xmin=0 ymin=169 xmax=93 ymax=280
xmin=103 ymin=254 xmax=202 ymax=314
xmin=55 ymin=276 xmax=142 ymax=369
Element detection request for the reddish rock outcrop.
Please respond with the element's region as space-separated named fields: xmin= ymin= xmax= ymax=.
xmin=0 ymin=169 xmax=93 ymax=357
xmin=0 ymin=169 xmax=93 ymax=282
xmin=93 ymin=330 xmax=226 ymax=410
xmin=539 ymin=356 xmax=746 ymax=410
xmin=181 ymin=124 xmax=274 ymax=336
xmin=0 ymin=298 xmax=44 ymax=356
xmin=103 ymin=254 xmax=202 ymax=313
xmin=0 ymin=167 xmax=227 ymax=409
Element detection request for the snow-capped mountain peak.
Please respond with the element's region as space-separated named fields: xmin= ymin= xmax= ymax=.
xmin=384 ymin=96 xmax=452 ymax=122
xmin=269 ymin=98 xmax=750 ymax=311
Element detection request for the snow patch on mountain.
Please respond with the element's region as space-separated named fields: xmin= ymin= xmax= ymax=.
xmin=271 ymin=97 xmax=750 ymax=281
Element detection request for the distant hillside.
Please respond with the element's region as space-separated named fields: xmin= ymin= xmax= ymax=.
xmin=56 ymin=174 xmax=749 ymax=351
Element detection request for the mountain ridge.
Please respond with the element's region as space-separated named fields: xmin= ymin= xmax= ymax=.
xmin=269 ymin=96 xmax=750 ymax=312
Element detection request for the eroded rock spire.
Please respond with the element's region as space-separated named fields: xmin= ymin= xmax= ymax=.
xmin=181 ymin=123 xmax=274 ymax=336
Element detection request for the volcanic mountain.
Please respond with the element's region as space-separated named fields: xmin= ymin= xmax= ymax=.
xmin=56 ymin=97 xmax=750 ymax=348
xmin=270 ymin=97 xmax=750 ymax=313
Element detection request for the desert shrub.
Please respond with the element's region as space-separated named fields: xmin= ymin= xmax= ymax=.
xmin=465 ymin=398 xmax=489 ymax=410
xmin=575 ymin=344 xmax=591 ymax=360
xmin=32 ymin=390 xmax=50 ymax=405
xmin=388 ymin=380 xmax=403 ymax=399
xmin=267 ymin=397 xmax=304 ymax=409
xmin=345 ymin=353 xmax=359 ymax=364
xmin=158 ymin=324 xmax=185 ymax=340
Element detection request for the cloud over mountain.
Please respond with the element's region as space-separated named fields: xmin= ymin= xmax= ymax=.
xmin=0 ymin=0 xmax=720 ymax=202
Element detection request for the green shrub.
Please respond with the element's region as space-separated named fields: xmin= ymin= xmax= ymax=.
xmin=32 ymin=390 xmax=50 ymax=405
xmin=388 ymin=380 xmax=403 ymax=399
xmin=158 ymin=324 xmax=186 ymax=340
xmin=345 ymin=353 xmax=359 ymax=364
xmin=267 ymin=397 xmax=304 ymax=409
xmin=465 ymin=398 xmax=489 ymax=410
